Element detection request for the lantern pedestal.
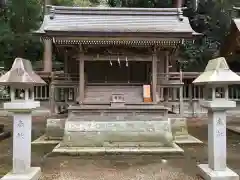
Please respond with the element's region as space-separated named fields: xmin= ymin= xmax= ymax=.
xmin=198 ymin=100 xmax=239 ymax=180
xmin=1 ymin=101 xmax=41 ymax=180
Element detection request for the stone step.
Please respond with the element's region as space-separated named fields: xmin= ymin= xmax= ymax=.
xmin=53 ymin=143 xmax=184 ymax=155
xmin=85 ymin=85 xmax=143 ymax=103
xmin=103 ymin=142 xmax=169 ymax=147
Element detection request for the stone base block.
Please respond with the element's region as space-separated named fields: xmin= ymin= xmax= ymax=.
xmin=45 ymin=118 xmax=65 ymax=140
xmin=52 ymin=143 xmax=184 ymax=155
xmin=31 ymin=134 xmax=60 ymax=145
xmin=198 ymin=164 xmax=239 ymax=180
xmin=1 ymin=167 xmax=41 ymax=180
xmin=170 ymin=117 xmax=202 ymax=144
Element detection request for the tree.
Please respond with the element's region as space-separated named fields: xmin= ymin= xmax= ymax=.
xmin=0 ymin=0 xmax=42 ymax=68
xmin=108 ymin=0 xmax=172 ymax=8
xmin=74 ymin=0 xmax=100 ymax=6
xmin=52 ymin=0 xmax=100 ymax=6
xmin=108 ymin=0 xmax=240 ymax=71
xmin=52 ymin=0 xmax=74 ymax=6
xmin=181 ymin=0 xmax=240 ymax=71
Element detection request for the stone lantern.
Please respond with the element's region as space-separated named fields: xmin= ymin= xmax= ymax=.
xmin=0 ymin=58 xmax=46 ymax=180
xmin=193 ymin=57 xmax=239 ymax=180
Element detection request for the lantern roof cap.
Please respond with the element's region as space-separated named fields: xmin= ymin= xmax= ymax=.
xmin=193 ymin=57 xmax=240 ymax=85
xmin=0 ymin=57 xmax=46 ymax=88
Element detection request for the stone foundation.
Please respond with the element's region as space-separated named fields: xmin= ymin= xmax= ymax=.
xmin=60 ymin=116 xmax=174 ymax=148
xmin=33 ymin=116 xmax=202 ymax=146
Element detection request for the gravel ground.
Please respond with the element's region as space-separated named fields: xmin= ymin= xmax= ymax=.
xmin=0 ymin=116 xmax=240 ymax=180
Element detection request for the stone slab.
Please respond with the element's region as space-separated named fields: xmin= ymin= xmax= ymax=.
xmin=52 ymin=143 xmax=184 ymax=155
xmin=61 ymin=119 xmax=174 ymax=147
xmin=198 ymin=164 xmax=239 ymax=180
xmin=45 ymin=118 xmax=65 ymax=139
xmin=169 ymin=117 xmax=202 ymax=144
xmin=31 ymin=134 xmax=61 ymax=145
xmin=227 ymin=126 xmax=240 ymax=134
xmin=0 ymin=109 xmax=50 ymax=116
xmin=1 ymin=167 xmax=41 ymax=180
xmin=174 ymin=135 xmax=203 ymax=144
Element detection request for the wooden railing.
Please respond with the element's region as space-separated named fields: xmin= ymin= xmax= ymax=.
xmin=157 ymin=72 xmax=183 ymax=82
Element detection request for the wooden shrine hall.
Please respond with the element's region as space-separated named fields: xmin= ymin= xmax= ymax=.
xmin=35 ymin=5 xmax=197 ymax=117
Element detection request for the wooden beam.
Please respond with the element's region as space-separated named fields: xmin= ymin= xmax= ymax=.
xmin=81 ymin=54 xmax=153 ymax=61
xmin=173 ymin=0 xmax=184 ymax=8
xmin=49 ymin=83 xmax=55 ymax=115
xmin=43 ymin=39 xmax=52 ymax=72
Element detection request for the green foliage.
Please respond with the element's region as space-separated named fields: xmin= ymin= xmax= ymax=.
xmin=0 ymin=0 xmax=239 ymax=72
xmin=52 ymin=0 xmax=74 ymax=6
xmin=0 ymin=0 xmax=43 ymax=69
xmin=107 ymin=0 xmax=240 ymax=71
xmin=180 ymin=0 xmax=240 ymax=71
xmin=52 ymin=0 xmax=100 ymax=6
xmin=108 ymin=0 xmax=172 ymax=8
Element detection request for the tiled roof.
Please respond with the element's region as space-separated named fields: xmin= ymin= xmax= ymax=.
xmin=35 ymin=6 xmax=196 ymax=36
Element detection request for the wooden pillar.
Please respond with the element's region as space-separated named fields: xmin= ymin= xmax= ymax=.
xmin=179 ymin=70 xmax=184 ymax=117
xmin=44 ymin=0 xmax=51 ymax=14
xmin=164 ymin=51 xmax=169 ymax=102
xmin=43 ymin=38 xmax=52 ymax=72
xmin=63 ymin=49 xmax=69 ymax=105
xmin=49 ymin=83 xmax=55 ymax=115
xmin=78 ymin=47 xmax=85 ymax=104
xmin=158 ymin=52 xmax=164 ymax=101
xmin=64 ymin=50 xmax=68 ymax=73
xmin=173 ymin=0 xmax=184 ymax=8
xmin=165 ymin=51 xmax=169 ymax=75
xmin=188 ymin=83 xmax=194 ymax=116
xmin=152 ymin=50 xmax=157 ymax=103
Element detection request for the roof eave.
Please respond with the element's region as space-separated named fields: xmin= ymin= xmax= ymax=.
xmin=41 ymin=30 xmax=195 ymax=37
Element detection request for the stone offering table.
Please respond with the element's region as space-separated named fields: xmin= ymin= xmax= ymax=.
xmin=0 ymin=58 xmax=46 ymax=180
xmin=193 ymin=57 xmax=239 ymax=180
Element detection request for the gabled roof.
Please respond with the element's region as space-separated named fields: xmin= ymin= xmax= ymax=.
xmin=193 ymin=57 xmax=240 ymax=85
xmin=35 ymin=6 xmax=197 ymax=36
xmin=0 ymin=58 xmax=46 ymax=88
